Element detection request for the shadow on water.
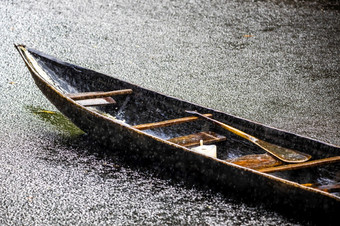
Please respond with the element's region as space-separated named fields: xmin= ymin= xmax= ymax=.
xmin=26 ymin=105 xmax=323 ymax=225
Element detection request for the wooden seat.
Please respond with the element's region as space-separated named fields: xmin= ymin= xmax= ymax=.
xmin=67 ymin=89 xmax=133 ymax=100
xmin=67 ymin=89 xmax=133 ymax=107
xmin=168 ymin=131 xmax=226 ymax=147
xmin=75 ymin=97 xmax=116 ymax=107
xmin=132 ymin=114 xmax=212 ymax=130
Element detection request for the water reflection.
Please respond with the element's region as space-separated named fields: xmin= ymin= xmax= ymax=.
xmin=26 ymin=105 xmax=84 ymax=137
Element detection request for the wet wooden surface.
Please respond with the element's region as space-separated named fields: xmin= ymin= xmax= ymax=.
xmin=168 ymin=131 xmax=226 ymax=147
xmin=67 ymin=89 xmax=133 ymax=100
xmin=133 ymin=114 xmax=212 ymax=130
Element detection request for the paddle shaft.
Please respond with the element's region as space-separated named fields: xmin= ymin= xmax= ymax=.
xmin=186 ymin=112 xmax=257 ymax=142
xmin=185 ymin=111 xmax=311 ymax=163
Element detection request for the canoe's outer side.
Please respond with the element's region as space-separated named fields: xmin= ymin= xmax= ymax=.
xmin=16 ymin=45 xmax=340 ymax=224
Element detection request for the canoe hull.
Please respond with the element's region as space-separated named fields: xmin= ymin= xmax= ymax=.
xmin=17 ymin=45 xmax=340 ymax=224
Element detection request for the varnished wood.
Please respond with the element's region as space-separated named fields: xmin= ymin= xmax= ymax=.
xmin=259 ymin=156 xmax=340 ymax=173
xmin=227 ymin=154 xmax=283 ymax=170
xmin=67 ymin=89 xmax=133 ymax=100
xmin=168 ymin=131 xmax=226 ymax=147
xmin=75 ymin=97 xmax=116 ymax=106
xmin=132 ymin=114 xmax=213 ymax=130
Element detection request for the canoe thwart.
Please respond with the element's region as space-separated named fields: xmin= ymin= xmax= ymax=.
xmin=75 ymin=97 xmax=116 ymax=107
xmin=168 ymin=131 xmax=226 ymax=147
xmin=226 ymin=154 xmax=283 ymax=170
xmin=258 ymin=156 xmax=340 ymax=173
xmin=132 ymin=114 xmax=213 ymax=130
xmin=67 ymin=89 xmax=133 ymax=100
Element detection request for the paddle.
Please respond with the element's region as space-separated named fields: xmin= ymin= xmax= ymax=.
xmin=185 ymin=110 xmax=311 ymax=163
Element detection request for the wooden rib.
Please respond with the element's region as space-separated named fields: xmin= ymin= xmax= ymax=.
xmin=168 ymin=131 xmax=226 ymax=147
xmin=132 ymin=114 xmax=213 ymax=130
xmin=258 ymin=156 xmax=340 ymax=173
xmin=67 ymin=89 xmax=133 ymax=100
xmin=75 ymin=97 xmax=116 ymax=106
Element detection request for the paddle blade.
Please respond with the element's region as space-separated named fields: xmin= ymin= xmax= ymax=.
xmin=255 ymin=139 xmax=312 ymax=163
xmin=185 ymin=110 xmax=312 ymax=163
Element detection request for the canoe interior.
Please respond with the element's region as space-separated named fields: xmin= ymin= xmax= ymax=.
xmin=25 ymin=47 xmax=340 ymax=200
xmin=30 ymin=49 xmax=266 ymax=160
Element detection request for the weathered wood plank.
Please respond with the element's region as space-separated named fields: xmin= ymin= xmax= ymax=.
xmin=76 ymin=97 xmax=116 ymax=106
xmin=226 ymin=154 xmax=283 ymax=170
xmin=168 ymin=131 xmax=226 ymax=147
xmin=258 ymin=156 xmax=340 ymax=173
xmin=133 ymin=114 xmax=213 ymax=130
xmin=67 ymin=89 xmax=133 ymax=100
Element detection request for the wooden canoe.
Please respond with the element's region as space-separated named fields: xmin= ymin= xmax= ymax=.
xmin=15 ymin=44 xmax=340 ymax=224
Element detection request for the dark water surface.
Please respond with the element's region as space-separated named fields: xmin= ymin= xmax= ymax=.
xmin=1 ymin=0 xmax=339 ymax=225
